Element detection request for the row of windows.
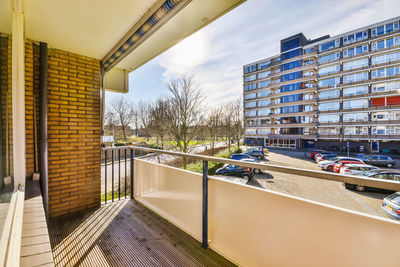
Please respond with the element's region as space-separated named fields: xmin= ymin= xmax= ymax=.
xmin=244 ymin=99 xmax=272 ymax=108
xmin=318 ymin=37 xmax=400 ymax=65
xmin=319 ymin=99 xmax=369 ymax=111
xmin=371 ymin=66 xmax=400 ymax=78
xmin=316 ymin=21 xmax=399 ymax=54
xmin=319 ymin=39 xmax=340 ymax=52
xmin=245 ymin=21 xmax=400 ymax=75
xmin=246 ymin=118 xmax=271 ymax=126
xmin=245 ymin=128 xmax=271 ymax=135
xmin=318 ymin=111 xmax=400 ymax=123
xmin=372 ymin=51 xmax=400 ymax=65
xmin=245 ymin=89 xmax=272 ymax=100
xmin=281 ymin=48 xmax=302 ymax=61
xmin=319 ymin=53 xmax=400 ymax=76
xmin=281 ymin=71 xmax=302 ymax=82
xmin=343 ymin=72 xmax=368 ymax=84
xmin=372 ymin=37 xmax=400 ymax=51
xmin=343 ymin=31 xmax=368 ymax=45
xmin=244 ymin=59 xmax=275 ymax=74
xmin=281 ymin=60 xmax=301 ymax=71
xmin=318 ymin=67 xmax=400 ymax=87
xmin=245 ymin=108 xmax=271 ymax=117
xmin=372 ymin=21 xmax=399 ymax=37
xmin=318 ymin=81 xmax=400 ymax=99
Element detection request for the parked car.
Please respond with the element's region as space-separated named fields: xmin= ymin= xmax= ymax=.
xmin=245 ymin=148 xmax=265 ymax=159
xmin=230 ymin=153 xmax=253 ymax=160
xmin=340 ymin=163 xmax=380 ymax=176
xmin=315 ymin=153 xmax=337 ymax=163
xmin=240 ymin=158 xmax=263 ymax=174
xmin=319 ymin=157 xmax=364 ymax=172
xmin=381 ymin=192 xmax=400 ymax=220
xmin=307 ymin=150 xmax=327 ymax=159
xmin=344 ymin=170 xmax=400 ymax=192
xmin=333 ymin=160 xmax=366 ymax=173
xmin=215 ymin=164 xmax=254 ymax=179
xmin=358 ymin=155 xmax=395 ymax=168
xmin=250 ymin=146 xmax=268 ymax=154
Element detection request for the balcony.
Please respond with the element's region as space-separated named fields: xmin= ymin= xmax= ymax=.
xmin=91 ymin=146 xmax=400 ymax=266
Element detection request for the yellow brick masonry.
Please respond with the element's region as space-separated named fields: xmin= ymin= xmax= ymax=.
xmin=47 ymin=49 xmax=101 ymax=217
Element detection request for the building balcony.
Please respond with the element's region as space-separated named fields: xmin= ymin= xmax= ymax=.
xmin=318 ymin=134 xmax=400 ymax=140
xmin=270 ymin=87 xmax=316 ymax=99
xmin=266 ymin=134 xmax=317 ymax=139
xmin=268 ymin=63 xmax=318 ymax=79
xmin=269 ymin=110 xmax=317 ymax=118
xmin=268 ymin=99 xmax=315 ymax=109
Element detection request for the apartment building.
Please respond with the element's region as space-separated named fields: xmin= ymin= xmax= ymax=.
xmin=243 ymin=17 xmax=400 ymax=152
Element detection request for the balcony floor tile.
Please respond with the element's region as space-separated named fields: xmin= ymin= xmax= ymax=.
xmin=48 ymin=199 xmax=235 ymax=267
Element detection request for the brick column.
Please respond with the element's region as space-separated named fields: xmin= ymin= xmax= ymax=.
xmin=47 ymin=49 xmax=101 ymax=217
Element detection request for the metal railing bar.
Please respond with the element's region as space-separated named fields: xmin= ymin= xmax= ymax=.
xmin=202 ymin=160 xmax=208 ymax=249
xmin=125 ymin=148 xmax=127 ymax=199
xmin=102 ymin=146 xmax=400 ymax=191
xmin=130 ymin=149 xmax=134 ymax=199
xmin=112 ymin=149 xmax=114 ymax=202
xmin=105 ymin=150 xmax=107 ymax=204
xmin=118 ymin=149 xmax=121 ymax=200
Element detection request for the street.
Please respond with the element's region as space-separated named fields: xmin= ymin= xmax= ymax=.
xmin=245 ymin=149 xmax=390 ymax=219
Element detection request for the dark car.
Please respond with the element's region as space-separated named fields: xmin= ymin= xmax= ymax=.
xmin=245 ymin=148 xmax=265 ymax=160
xmin=215 ymin=164 xmax=254 ymax=179
xmin=359 ymin=155 xmax=395 ymax=168
xmin=344 ymin=170 xmax=400 ymax=192
xmin=230 ymin=153 xmax=253 ymax=160
xmin=240 ymin=158 xmax=263 ymax=174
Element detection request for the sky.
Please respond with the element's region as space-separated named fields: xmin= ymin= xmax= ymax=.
xmin=106 ymin=0 xmax=400 ymax=107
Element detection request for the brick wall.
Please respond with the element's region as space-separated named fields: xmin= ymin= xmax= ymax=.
xmin=25 ymin=40 xmax=40 ymax=179
xmin=47 ymin=49 xmax=101 ymax=217
xmin=1 ymin=34 xmax=101 ymax=217
xmin=0 ymin=34 xmax=12 ymax=180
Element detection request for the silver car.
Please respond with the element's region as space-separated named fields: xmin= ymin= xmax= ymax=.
xmin=382 ymin=192 xmax=400 ymax=220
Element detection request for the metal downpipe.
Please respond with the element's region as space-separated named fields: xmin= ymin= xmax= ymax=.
xmin=39 ymin=42 xmax=49 ymax=217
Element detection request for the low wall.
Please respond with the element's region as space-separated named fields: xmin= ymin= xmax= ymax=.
xmin=134 ymin=158 xmax=400 ymax=267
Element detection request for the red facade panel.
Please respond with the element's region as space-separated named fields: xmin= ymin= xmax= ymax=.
xmin=372 ymin=97 xmax=386 ymax=106
xmin=386 ymin=96 xmax=400 ymax=105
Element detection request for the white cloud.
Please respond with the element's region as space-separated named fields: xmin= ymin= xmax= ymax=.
xmin=153 ymin=0 xmax=400 ymax=106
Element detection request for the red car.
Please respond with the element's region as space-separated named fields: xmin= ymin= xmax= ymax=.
xmin=333 ymin=160 xmax=365 ymax=173
xmin=309 ymin=150 xmax=327 ymax=159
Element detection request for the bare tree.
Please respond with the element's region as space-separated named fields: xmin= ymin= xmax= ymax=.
xmin=163 ymin=75 xmax=205 ymax=169
xmin=104 ymin=110 xmax=117 ymax=138
xmin=231 ymin=98 xmax=244 ymax=148
xmin=109 ymin=96 xmax=134 ymax=140
xmin=206 ymin=107 xmax=223 ymax=155
xmin=132 ymin=107 xmax=139 ymax=137
xmin=222 ymin=102 xmax=235 ymax=153
xmin=221 ymin=98 xmax=244 ymax=151
xmin=137 ymin=100 xmax=152 ymax=139
xmin=149 ymin=98 xmax=169 ymax=149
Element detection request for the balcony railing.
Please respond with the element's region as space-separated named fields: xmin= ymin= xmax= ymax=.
xmin=99 ymin=145 xmax=400 ymax=266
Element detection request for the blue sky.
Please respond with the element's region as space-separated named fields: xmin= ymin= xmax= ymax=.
xmin=106 ymin=0 xmax=400 ymax=106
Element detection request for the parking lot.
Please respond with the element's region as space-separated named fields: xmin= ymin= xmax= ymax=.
xmin=244 ymin=149 xmax=396 ymax=220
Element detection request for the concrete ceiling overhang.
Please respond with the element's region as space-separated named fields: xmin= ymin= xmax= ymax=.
xmin=0 ymin=0 xmax=245 ymax=71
